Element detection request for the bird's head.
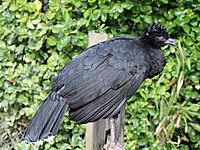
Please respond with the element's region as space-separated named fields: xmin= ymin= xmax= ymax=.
xmin=142 ymin=24 xmax=176 ymax=48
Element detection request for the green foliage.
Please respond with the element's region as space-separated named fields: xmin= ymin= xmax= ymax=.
xmin=0 ymin=0 xmax=199 ymax=149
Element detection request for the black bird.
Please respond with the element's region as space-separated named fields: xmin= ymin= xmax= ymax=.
xmin=22 ymin=24 xmax=176 ymax=149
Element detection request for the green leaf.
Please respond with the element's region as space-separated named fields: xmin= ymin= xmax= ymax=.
xmin=138 ymin=138 xmax=148 ymax=145
xmin=24 ymin=53 xmax=33 ymax=63
xmin=91 ymin=9 xmax=101 ymax=21
xmin=35 ymin=39 xmax=44 ymax=50
xmin=183 ymin=24 xmax=190 ymax=33
xmin=161 ymin=0 xmax=169 ymax=3
xmin=88 ymin=0 xmax=96 ymax=3
xmin=74 ymin=1 xmax=81 ymax=7
xmin=101 ymin=14 xmax=107 ymax=22
xmin=62 ymin=10 xmax=70 ymax=22
xmin=47 ymin=36 xmax=57 ymax=46
xmin=186 ymin=58 xmax=191 ymax=70
xmin=26 ymin=20 xmax=35 ymax=29
xmin=31 ymin=0 xmax=42 ymax=12
xmin=190 ymin=123 xmax=200 ymax=132
xmin=57 ymin=37 xmax=69 ymax=50
xmin=9 ymin=4 xmax=19 ymax=11
xmin=0 ymin=40 xmax=6 ymax=49
xmin=148 ymin=109 xmax=157 ymax=116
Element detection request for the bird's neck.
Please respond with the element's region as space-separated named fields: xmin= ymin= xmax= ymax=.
xmin=145 ymin=48 xmax=166 ymax=78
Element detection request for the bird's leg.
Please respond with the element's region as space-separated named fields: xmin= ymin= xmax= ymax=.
xmin=103 ymin=117 xmax=124 ymax=150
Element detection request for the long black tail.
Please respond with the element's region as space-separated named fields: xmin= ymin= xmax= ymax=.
xmin=22 ymin=92 xmax=68 ymax=142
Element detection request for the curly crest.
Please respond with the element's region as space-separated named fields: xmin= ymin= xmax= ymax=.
xmin=144 ymin=24 xmax=168 ymax=36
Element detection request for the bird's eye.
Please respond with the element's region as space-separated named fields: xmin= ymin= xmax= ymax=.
xmin=158 ymin=36 xmax=166 ymax=42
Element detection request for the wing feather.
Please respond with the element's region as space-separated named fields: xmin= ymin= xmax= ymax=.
xmin=69 ymin=67 xmax=146 ymax=123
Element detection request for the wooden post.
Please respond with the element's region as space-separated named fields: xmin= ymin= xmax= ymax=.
xmin=86 ymin=32 xmax=125 ymax=150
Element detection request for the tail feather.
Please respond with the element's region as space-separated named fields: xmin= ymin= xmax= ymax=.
xmin=39 ymin=101 xmax=68 ymax=139
xmin=22 ymin=92 xmax=68 ymax=142
xmin=50 ymin=102 xmax=68 ymax=136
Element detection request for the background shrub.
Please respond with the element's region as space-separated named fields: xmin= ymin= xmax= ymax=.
xmin=0 ymin=0 xmax=199 ymax=149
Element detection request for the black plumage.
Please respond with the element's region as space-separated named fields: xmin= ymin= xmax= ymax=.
xmin=22 ymin=24 xmax=176 ymax=142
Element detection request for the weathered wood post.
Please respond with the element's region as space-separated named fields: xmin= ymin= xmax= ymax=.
xmin=86 ymin=32 xmax=125 ymax=150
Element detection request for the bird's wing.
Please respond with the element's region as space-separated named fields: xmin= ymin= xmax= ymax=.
xmin=52 ymin=38 xmax=147 ymax=123
xmin=69 ymin=66 xmax=146 ymax=124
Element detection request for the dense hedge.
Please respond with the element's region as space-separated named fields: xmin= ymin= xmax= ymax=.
xmin=0 ymin=0 xmax=199 ymax=149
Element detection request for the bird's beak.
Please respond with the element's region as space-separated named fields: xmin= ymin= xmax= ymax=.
xmin=165 ymin=38 xmax=176 ymax=46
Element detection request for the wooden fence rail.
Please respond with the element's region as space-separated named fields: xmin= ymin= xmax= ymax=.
xmin=86 ymin=32 xmax=125 ymax=150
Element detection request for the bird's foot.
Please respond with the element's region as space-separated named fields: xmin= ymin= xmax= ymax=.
xmin=103 ymin=141 xmax=124 ymax=150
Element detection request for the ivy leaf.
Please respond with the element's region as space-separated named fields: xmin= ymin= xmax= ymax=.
xmin=62 ymin=10 xmax=70 ymax=22
xmin=183 ymin=24 xmax=190 ymax=33
xmin=47 ymin=36 xmax=57 ymax=46
xmin=32 ymin=0 xmax=42 ymax=12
